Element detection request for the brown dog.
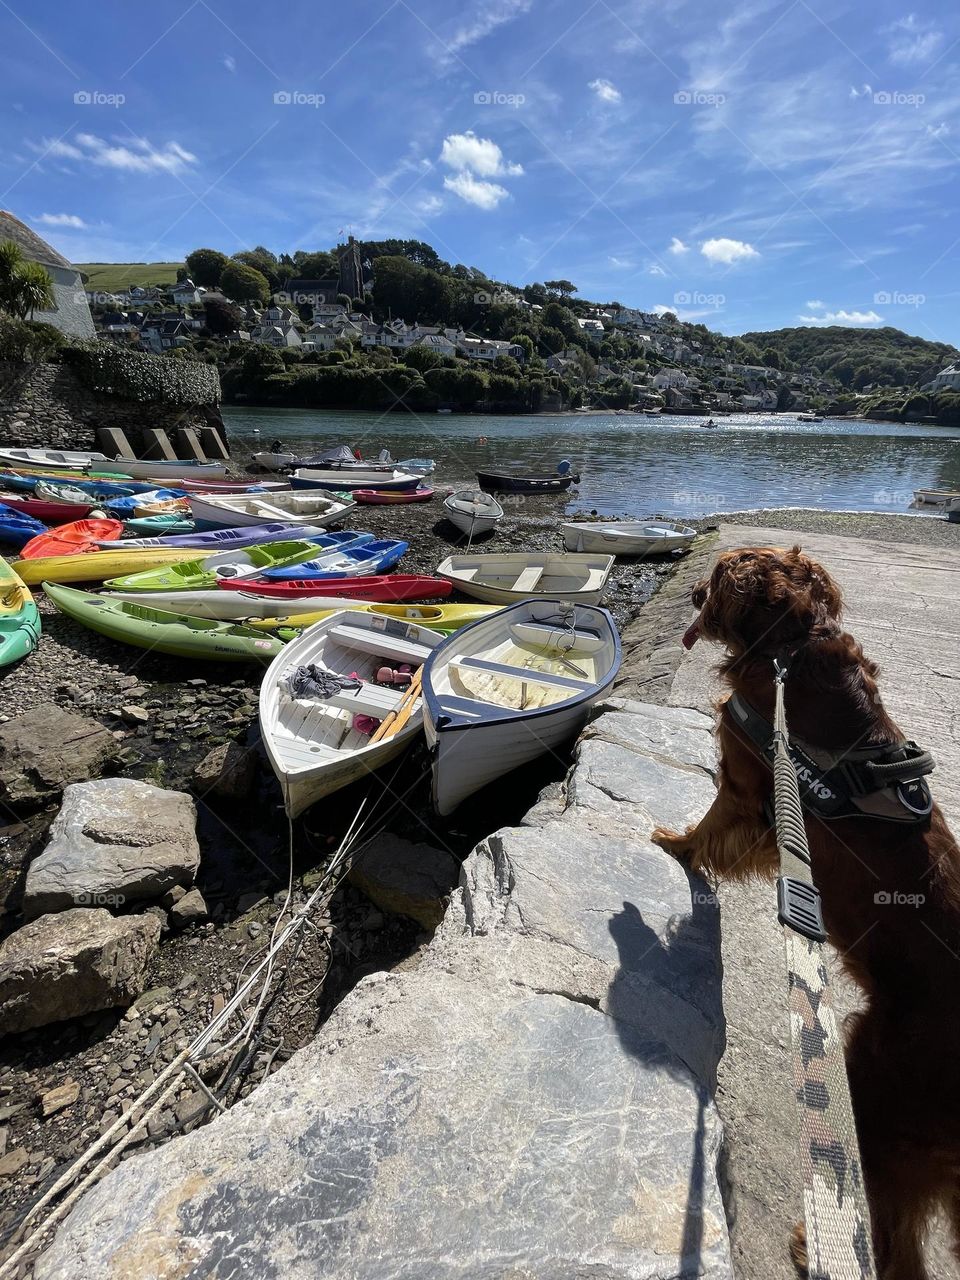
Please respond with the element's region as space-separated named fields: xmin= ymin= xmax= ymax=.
xmin=652 ymin=545 xmax=960 ymax=1280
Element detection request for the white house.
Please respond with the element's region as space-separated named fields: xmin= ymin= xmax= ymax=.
xmin=250 ymin=324 xmax=302 ymax=348
xmin=410 ymin=333 xmax=457 ymax=357
xmin=926 ymin=364 xmax=960 ymax=392
xmin=577 ymin=317 xmax=605 ymax=334
xmin=0 ymin=210 xmax=95 ymax=339
xmin=303 ymin=323 xmax=337 ymax=351
xmin=170 ymin=278 xmax=202 ymax=306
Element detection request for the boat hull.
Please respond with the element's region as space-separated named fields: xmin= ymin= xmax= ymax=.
xmin=476 ymin=470 xmax=577 ymax=494
xmin=290 ymin=468 xmax=421 ymax=493
xmin=435 ymin=553 xmax=614 ymax=606
xmin=229 ymin=574 xmax=453 ymax=602
xmin=97 ymin=523 xmax=326 ymax=551
xmin=560 ymin=522 xmax=696 ymax=556
xmin=188 ymin=491 xmax=356 ymax=529
xmin=12 ymin=547 xmax=201 ymax=587
xmin=45 ymin=583 xmax=283 ymax=662
xmin=354 ymin=488 xmax=433 ymax=505
xmin=0 ymin=497 xmax=93 ymax=524
xmin=0 ymin=558 xmax=40 ymax=667
xmin=443 ymin=491 xmax=503 ymax=537
xmin=423 ymin=599 xmax=620 ymax=814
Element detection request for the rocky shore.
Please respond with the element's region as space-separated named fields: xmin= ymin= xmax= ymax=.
xmin=0 ymin=487 xmax=676 ymax=1264
xmin=1 ymin=494 xmax=954 ymax=1270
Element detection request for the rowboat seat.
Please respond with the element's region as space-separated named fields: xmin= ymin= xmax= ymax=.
xmin=449 ymin=654 xmax=591 ymax=690
xmin=285 ymin=679 xmax=406 ymax=718
xmin=512 ymin=565 xmax=544 ymax=592
xmin=327 ymin=623 xmax=431 ymax=664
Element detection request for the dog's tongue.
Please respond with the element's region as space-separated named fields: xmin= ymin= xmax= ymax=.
xmin=682 ymin=617 xmax=701 ymax=649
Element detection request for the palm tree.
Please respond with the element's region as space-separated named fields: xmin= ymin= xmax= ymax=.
xmin=0 ymin=240 xmax=55 ymax=320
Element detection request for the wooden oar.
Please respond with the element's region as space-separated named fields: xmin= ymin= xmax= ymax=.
xmin=369 ymin=666 xmax=424 ymax=743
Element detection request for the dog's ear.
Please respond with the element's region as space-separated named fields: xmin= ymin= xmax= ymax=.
xmin=772 ymin=546 xmax=843 ymax=630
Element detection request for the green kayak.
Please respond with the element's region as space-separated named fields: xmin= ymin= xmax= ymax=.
xmin=44 ymin=582 xmax=291 ymax=662
xmin=102 ymin=539 xmax=324 ymax=592
xmin=0 ymin=556 xmax=41 ymax=667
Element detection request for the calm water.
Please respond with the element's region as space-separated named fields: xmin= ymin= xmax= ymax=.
xmin=221 ymin=406 xmax=960 ymax=519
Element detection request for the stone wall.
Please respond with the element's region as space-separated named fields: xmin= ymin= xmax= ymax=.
xmin=0 ymin=358 xmax=224 ymax=455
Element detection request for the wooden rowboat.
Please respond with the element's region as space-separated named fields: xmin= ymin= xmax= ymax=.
xmin=435 ymin=552 xmax=613 ymax=605
xmin=259 ymin=610 xmax=445 ymax=816
xmin=423 ymin=599 xmax=621 ymax=814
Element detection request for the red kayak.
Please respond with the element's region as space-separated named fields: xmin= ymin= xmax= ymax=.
xmin=0 ymin=495 xmax=94 ymax=523
xmin=222 ymin=574 xmax=453 ymax=602
xmin=20 ymin=518 xmax=124 ymax=559
xmin=353 ymin=487 xmax=434 ymax=505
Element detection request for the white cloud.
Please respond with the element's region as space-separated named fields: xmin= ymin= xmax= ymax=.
xmin=34 ymin=133 xmax=197 ymax=175
xmin=223 ymin=54 xmax=236 ymax=73
xmin=416 ymin=194 xmax=444 ymax=215
xmin=883 ymin=14 xmax=942 ymax=65
xmin=647 ymin=264 xmax=667 ymax=276
xmin=36 ymin=212 xmax=88 ymax=228
xmin=668 ymin=236 xmax=689 ymax=255
xmin=849 ymin=83 xmax=872 ymax=99
xmin=443 ymin=0 xmax=533 ymax=58
xmin=439 ymin=131 xmax=521 ymax=209
xmin=589 ymin=78 xmax=622 ymax=104
xmin=797 ymin=308 xmax=884 ymax=325
xmin=608 ymin=255 xmax=632 ymax=268
xmin=700 ymin=236 xmax=759 ymax=264
xmin=442 ymin=171 xmax=508 ymax=209
xmin=805 ymin=299 xmax=825 ymax=310
xmin=439 ymin=131 xmax=522 ymax=177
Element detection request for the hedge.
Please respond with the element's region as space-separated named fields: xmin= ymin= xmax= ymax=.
xmin=61 ymin=342 xmax=220 ymax=405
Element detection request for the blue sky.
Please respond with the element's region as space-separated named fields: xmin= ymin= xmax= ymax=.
xmin=2 ymin=0 xmax=958 ymax=343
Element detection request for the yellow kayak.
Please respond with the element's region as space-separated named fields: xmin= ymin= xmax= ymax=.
xmin=244 ymin=601 xmax=503 ymax=634
xmin=0 ymin=556 xmax=41 ymax=666
xmin=12 ymin=546 xmax=205 ymax=587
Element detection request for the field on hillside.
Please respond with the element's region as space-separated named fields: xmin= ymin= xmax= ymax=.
xmin=78 ymin=262 xmax=183 ymax=291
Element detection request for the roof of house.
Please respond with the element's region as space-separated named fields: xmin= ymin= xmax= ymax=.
xmin=0 ymin=210 xmax=74 ymax=270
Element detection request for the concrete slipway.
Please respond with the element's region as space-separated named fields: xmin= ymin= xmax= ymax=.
xmin=35 ymin=524 xmax=960 ymax=1279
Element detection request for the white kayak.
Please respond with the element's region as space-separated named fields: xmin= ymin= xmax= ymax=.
xmin=100 ymin=589 xmax=390 ymax=621
xmin=560 ymin=521 xmax=696 ymax=556
xmin=260 ymin=609 xmax=444 ymax=817
xmin=423 ymin=599 xmax=621 ymax=814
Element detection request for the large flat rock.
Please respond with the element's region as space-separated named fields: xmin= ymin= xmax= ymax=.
xmin=23 ymin=778 xmax=200 ymax=917
xmin=0 ymin=705 xmax=118 ymax=809
xmin=37 ymin=700 xmax=733 ymax=1280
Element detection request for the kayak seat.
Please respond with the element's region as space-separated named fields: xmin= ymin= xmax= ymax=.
xmin=448 ymin=655 xmax=591 ymax=690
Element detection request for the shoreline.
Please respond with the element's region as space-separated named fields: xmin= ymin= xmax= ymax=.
xmin=0 ymin=502 xmax=956 ymax=1257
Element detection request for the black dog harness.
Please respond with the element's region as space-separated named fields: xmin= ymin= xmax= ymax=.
xmin=728 ymin=690 xmax=935 ymax=823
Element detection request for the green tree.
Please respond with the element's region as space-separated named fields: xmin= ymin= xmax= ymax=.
xmin=0 ymin=242 xmax=55 ymax=320
xmin=233 ymin=246 xmax=281 ymax=290
xmin=203 ymin=296 xmax=244 ymax=335
xmin=544 ymin=279 xmax=578 ymax=299
xmin=292 ymin=250 xmax=336 ymax=278
xmin=221 ymin=260 xmax=271 ymax=305
xmin=185 ymin=248 xmax=228 ymax=287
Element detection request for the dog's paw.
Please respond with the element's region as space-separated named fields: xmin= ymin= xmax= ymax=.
xmin=789 ymin=1222 xmax=808 ymax=1276
xmin=651 ymin=826 xmax=693 ymax=862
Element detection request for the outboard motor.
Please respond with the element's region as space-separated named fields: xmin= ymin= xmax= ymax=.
xmin=557 ymin=459 xmax=572 ymax=476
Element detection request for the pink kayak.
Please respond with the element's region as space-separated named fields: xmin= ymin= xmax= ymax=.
xmin=0 ymin=495 xmax=94 ymax=523
xmin=353 ymin=487 xmax=434 ymax=505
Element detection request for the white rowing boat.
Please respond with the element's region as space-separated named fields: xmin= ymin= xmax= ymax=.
xmin=188 ymin=489 xmax=356 ymax=529
xmin=259 ymin=610 xmax=444 ymax=817
xmin=423 ymin=599 xmax=621 ymax=814
xmin=913 ymin=488 xmax=960 ymax=508
xmin=560 ymin=520 xmax=696 ymax=556
xmin=435 ymin=552 xmax=614 ymax=605
xmin=443 ymin=489 xmax=503 ymax=538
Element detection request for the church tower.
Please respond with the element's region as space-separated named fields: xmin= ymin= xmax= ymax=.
xmin=337 ymin=236 xmax=364 ymax=301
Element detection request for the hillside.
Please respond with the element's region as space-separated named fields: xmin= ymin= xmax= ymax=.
xmin=738 ymin=325 xmax=956 ymax=390
xmin=78 ymin=262 xmax=183 ymax=292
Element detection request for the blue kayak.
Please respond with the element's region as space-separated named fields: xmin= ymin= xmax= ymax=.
xmin=104 ymin=488 xmax=187 ymax=515
xmin=262 ymin=538 xmax=408 ymax=580
xmin=0 ymin=503 xmax=47 ymax=548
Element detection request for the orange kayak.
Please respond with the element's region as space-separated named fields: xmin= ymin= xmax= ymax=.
xmin=20 ymin=518 xmax=124 ymax=559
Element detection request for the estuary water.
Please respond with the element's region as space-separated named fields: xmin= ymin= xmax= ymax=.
xmin=221 ymin=406 xmax=960 ymax=518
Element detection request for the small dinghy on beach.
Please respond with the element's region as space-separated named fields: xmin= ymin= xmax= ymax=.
xmin=188 ymin=489 xmax=356 ymax=530
xmin=435 ymin=552 xmax=613 ymax=605
xmin=260 ymin=610 xmax=445 ymax=816
xmin=423 ymin=599 xmax=621 ymax=814
xmin=560 ymin=521 xmax=696 ymax=556
xmin=443 ymin=490 xmax=503 ymax=538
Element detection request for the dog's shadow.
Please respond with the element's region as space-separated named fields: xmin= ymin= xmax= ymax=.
xmin=606 ymin=891 xmax=725 ymax=1276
